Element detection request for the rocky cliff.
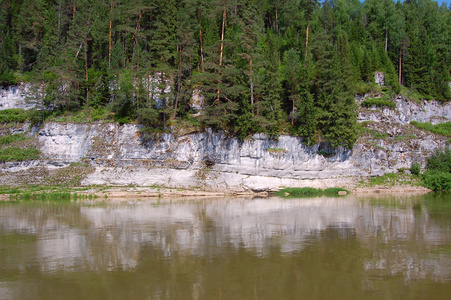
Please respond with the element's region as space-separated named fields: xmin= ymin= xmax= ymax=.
xmin=0 ymin=86 xmax=450 ymax=191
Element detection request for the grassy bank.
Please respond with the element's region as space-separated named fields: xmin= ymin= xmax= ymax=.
xmin=0 ymin=185 xmax=96 ymax=202
xmin=274 ymin=187 xmax=349 ymax=198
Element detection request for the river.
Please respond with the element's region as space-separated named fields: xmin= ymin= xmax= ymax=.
xmin=1 ymin=193 xmax=450 ymax=299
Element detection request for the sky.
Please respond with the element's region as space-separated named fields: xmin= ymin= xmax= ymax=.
xmin=437 ymin=0 xmax=451 ymax=5
xmin=358 ymin=0 xmax=451 ymax=6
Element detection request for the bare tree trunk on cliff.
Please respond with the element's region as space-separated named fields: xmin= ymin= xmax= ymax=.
xmin=399 ymin=47 xmax=402 ymax=86
xmin=216 ymin=7 xmax=226 ymax=102
xmin=198 ymin=9 xmax=204 ymax=72
xmin=108 ymin=0 xmax=113 ymax=68
xmin=250 ymin=55 xmax=254 ymax=106
xmin=304 ymin=10 xmax=310 ymax=69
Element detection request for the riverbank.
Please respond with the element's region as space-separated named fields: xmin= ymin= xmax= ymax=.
xmin=0 ymin=184 xmax=432 ymax=201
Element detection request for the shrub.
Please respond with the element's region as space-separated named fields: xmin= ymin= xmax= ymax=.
xmin=361 ymin=98 xmax=396 ymax=109
xmin=0 ymin=109 xmax=29 ymax=123
xmin=410 ymin=121 xmax=451 ymax=137
xmin=421 ymin=148 xmax=451 ymax=191
xmin=275 ymin=187 xmax=321 ymax=197
xmin=274 ymin=187 xmax=349 ymax=198
xmin=0 ymin=109 xmax=42 ymax=124
xmin=426 ymin=148 xmax=451 ymax=173
xmin=410 ymin=162 xmax=421 ymax=176
xmin=323 ymin=187 xmax=349 ymax=196
xmin=422 ymin=171 xmax=451 ymax=191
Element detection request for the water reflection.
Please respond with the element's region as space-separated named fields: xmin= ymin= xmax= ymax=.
xmin=1 ymin=195 xmax=451 ymax=299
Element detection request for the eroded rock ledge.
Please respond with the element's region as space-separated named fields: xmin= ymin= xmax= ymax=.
xmin=0 ymin=118 xmax=445 ymax=191
xmin=1 ymin=84 xmax=450 ymax=191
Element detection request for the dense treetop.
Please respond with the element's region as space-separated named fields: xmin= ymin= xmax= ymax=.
xmin=0 ymin=0 xmax=450 ymax=147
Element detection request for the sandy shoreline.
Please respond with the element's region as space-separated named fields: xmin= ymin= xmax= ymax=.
xmin=80 ymin=184 xmax=432 ymax=199
xmin=0 ymin=184 xmax=432 ymax=201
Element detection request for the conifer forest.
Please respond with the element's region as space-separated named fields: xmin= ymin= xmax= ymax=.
xmin=0 ymin=0 xmax=450 ymax=147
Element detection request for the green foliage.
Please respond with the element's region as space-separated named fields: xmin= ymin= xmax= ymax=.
xmin=0 ymin=0 xmax=449 ymax=148
xmin=422 ymin=171 xmax=451 ymax=192
xmin=10 ymin=192 xmax=73 ymax=202
xmin=274 ymin=187 xmax=349 ymax=198
xmin=0 ymin=147 xmax=40 ymax=162
xmin=323 ymin=188 xmax=350 ymax=197
xmin=0 ymin=133 xmax=29 ymax=146
xmin=361 ymin=97 xmax=396 ymax=109
xmin=0 ymin=109 xmax=37 ymax=123
xmin=370 ymin=131 xmax=389 ymax=139
xmin=410 ymin=121 xmax=451 ymax=137
xmin=420 ymin=148 xmax=451 ymax=191
xmin=426 ymin=148 xmax=451 ymax=173
xmin=266 ymin=148 xmax=287 ymax=153
xmin=368 ymin=172 xmax=398 ymax=186
xmin=274 ymin=187 xmax=323 ymax=197
xmin=364 ymin=171 xmax=420 ymax=187
xmin=410 ymin=162 xmax=421 ymax=176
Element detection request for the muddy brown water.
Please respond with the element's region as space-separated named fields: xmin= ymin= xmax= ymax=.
xmin=1 ymin=193 xmax=451 ymax=299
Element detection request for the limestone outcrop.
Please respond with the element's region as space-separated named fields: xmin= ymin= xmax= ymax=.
xmin=0 ymin=85 xmax=449 ymax=191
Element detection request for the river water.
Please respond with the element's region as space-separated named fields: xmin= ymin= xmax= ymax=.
xmin=1 ymin=193 xmax=451 ymax=300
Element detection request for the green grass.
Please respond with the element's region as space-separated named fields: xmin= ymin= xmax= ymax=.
xmin=0 ymin=147 xmax=40 ymax=162
xmin=47 ymin=107 xmax=115 ymax=123
xmin=0 ymin=133 xmax=29 ymax=146
xmin=0 ymin=109 xmax=42 ymax=124
xmin=10 ymin=192 xmax=73 ymax=201
xmin=361 ymin=97 xmax=396 ymax=109
xmin=323 ymin=187 xmax=350 ymax=196
xmin=274 ymin=187 xmax=349 ymax=198
xmin=368 ymin=172 xmax=399 ymax=186
xmin=410 ymin=121 xmax=451 ymax=137
xmin=370 ymin=131 xmax=389 ymax=139
xmin=266 ymin=148 xmax=287 ymax=153
xmin=400 ymin=86 xmax=427 ymax=103
xmin=1 ymin=185 xmax=97 ymax=202
xmin=360 ymin=172 xmax=421 ymax=187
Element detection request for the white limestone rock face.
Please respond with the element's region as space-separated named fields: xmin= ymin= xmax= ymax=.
xmin=38 ymin=123 xmax=92 ymax=161
xmin=0 ymin=120 xmax=445 ymax=190
xmin=0 ymin=84 xmax=38 ymax=110
xmin=358 ymin=95 xmax=451 ymax=124
xmin=374 ymin=72 xmax=385 ymax=86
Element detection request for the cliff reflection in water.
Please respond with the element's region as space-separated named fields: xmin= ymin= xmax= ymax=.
xmin=1 ymin=195 xmax=451 ymax=299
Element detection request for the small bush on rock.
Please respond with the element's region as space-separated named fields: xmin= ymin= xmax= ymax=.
xmin=421 ymin=148 xmax=451 ymax=191
xmin=410 ymin=162 xmax=421 ymax=176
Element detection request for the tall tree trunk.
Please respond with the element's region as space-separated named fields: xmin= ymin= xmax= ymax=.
xmin=291 ymin=84 xmax=295 ymax=126
xmin=132 ymin=11 xmax=142 ymax=50
xmin=173 ymin=46 xmax=184 ymax=120
xmin=216 ymin=7 xmax=226 ymax=102
xmin=385 ymin=29 xmax=388 ymax=53
xmin=304 ymin=11 xmax=310 ymax=69
xmin=219 ymin=8 xmax=226 ymax=68
xmin=399 ymin=47 xmax=402 ymax=86
xmin=58 ymin=1 xmax=61 ymax=39
xmin=198 ymin=9 xmax=204 ymax=72
xmin=108 ymin=0 xmax=113 ymax=68
xmin=85 ymin=39 xmax=88 ymax=106
xmin=250 ymin=55 xmax=254 ymax=107
xmin=136 ymin=50 xmax=140 ymax=114
xmin=72 ymin=2 xmax=77 ymax=20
